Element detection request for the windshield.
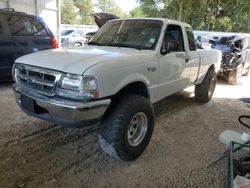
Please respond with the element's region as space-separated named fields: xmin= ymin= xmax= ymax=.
xmin=89 ymin=19 xmax=163 ymax=50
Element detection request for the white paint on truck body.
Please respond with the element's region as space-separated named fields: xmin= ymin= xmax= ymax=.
xmin=15 ymin=18 xmax=222 ymax=104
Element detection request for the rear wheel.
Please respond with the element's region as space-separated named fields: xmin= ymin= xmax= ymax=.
xmin=195 ymin=69 xmax=217 ymax=103
xmin=73 ymin=42 xmax=82 ymax=47
xmin=98 ymin=94 xmax=155 ymax=161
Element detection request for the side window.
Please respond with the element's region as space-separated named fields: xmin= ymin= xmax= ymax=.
xmin=4 ymin=14 xmax=47 ymax=36
xmin=185 ymin=27 xmax=196 ymax=51
xmin=162 ymin=24 xmax=184 ymax=52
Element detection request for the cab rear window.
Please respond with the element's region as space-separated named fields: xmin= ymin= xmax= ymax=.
xmin=4 ymin=14 xmax=48 ymax=36
xmin=185 ymin=27 xmax=196 ymax=51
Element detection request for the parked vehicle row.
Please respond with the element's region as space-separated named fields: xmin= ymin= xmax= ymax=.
xmin=61 ymin=30 xmax=97 ymax=48
xmin=0 ymin=8 xmax=58 ymax=79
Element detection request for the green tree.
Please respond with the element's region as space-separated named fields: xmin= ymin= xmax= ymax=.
xmin=129 ymin=7 xmax=145 ymax=17
xmin=247 ymin=9 xmax=250 ymax=32
xmin=138 ymin=0 xmax=250 ymax=32
xmin=221 ymin=0 xmax=250 ymax=32
xmin=137 ymin=0 xmax=162 ymax=17
xmin=73 ymin=0 xmax=94 ymax=25
xmin=97 ymin=0 xmax=126 ymax=17
xmin=61 ymin=0 xmax=79 ymax=24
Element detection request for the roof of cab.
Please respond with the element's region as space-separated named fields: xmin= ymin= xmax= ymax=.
xmin=0 ymin=8 xmax=26 ymax=14
xmin=107 ymin=17 xmax=192 ymax=28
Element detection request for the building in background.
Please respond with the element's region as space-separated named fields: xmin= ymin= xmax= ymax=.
xmin=0 ymin=0 xmax=61 ymax=45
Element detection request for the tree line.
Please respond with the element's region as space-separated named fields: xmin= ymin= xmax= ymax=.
xmin=61 ymin=0 xmax=125 ymax=25
xmin=61 ymin=0 xmax=250 ymax=32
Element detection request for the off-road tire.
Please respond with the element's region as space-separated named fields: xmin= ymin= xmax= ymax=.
xmin=195 ymin=69 xmax=217 ymax=103
xmin=98 ymin=94 xmax=155 ymax=161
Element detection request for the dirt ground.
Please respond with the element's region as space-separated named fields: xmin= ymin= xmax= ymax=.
xmin=0 ymin=76 xmax=250 ymax=188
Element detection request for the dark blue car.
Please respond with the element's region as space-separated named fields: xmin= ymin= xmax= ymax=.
xmin=0 ymin=8 xmax=57 ymax=79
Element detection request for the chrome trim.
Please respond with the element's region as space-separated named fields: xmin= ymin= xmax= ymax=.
xmin=13 ymin=84 xmax=111 ymax=127
xmin=14 ymin=64 xmax=63 ymax=97
xmin=18 ymin=73 xmax=54 ymax=87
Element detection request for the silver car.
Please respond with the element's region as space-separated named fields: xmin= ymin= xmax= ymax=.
xmin=61 ymin=30 xmax=88 ymax=47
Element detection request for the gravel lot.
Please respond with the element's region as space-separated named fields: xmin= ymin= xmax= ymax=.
xmin=0 ymin=77 xmax=250 ymax=188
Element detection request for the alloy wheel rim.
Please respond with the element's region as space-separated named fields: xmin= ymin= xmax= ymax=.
xmin=127 ymin=112 xmax=148 ymax=147
xmin=208 ymin=76 xmax=216 ymax=97
xmin=208 ymin=77 xmax=216 ymax=97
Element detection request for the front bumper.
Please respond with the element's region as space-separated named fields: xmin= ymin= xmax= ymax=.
xmin=13 ymin=84 xmax=111 ymax=127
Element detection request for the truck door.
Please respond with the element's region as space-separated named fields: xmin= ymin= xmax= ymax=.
xmin=0 ymin=13 xmax=16 ymax=78
xmin=158 ymin=24 xmax=190 ymax=100
xmin=184 ymin=27 xmax=200 ymax=84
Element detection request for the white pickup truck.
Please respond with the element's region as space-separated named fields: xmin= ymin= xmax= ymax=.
xmin=12 ymin=17 xmax=222 ymax=161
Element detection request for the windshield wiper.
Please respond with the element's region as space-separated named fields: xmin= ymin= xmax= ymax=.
xmin=88 ymin=41 xmax=148 ymax=50
xmin=104 ymin=43 xmax=143 ymax=50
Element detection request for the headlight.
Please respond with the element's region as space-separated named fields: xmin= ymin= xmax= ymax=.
xmin=57 ymin=74 xmax=98 ymax=100
xmin=12 ymin=64 xmax=17 ymax=82
xmin=12 ymin=63 xmax=23 ymax=82
xmin=60 ymin=74 xmax=83 ymax=91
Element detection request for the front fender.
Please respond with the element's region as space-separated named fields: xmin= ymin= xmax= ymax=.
xmin=113 ymin=73 xmax=151 ymax=95
xmin=84 ymin=66 xmax=155 ymax=99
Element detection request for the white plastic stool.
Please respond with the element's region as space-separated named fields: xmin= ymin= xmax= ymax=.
xmin=219 ymin=130 xmax=249 ymax=151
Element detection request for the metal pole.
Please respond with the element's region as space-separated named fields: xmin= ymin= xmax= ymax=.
xmin=57 ymin=0 xmax=61 ymax=48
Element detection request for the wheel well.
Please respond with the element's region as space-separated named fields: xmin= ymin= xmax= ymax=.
xmin=75 ymin=42 xmax=82 ymax=46
xmin=102 ymin=82 xmax=149 ymax=120
xmin=116 ymin=82 xmax=149 ymax=98
xmin=209 ymin=64 xmax=215 ymax=71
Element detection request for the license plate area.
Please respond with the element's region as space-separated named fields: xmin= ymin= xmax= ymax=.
xmin=21 ymin=95 xmax=36 ymax=113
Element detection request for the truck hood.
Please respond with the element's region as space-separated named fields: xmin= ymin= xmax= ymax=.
xmin=15 ymin=46 xmax=146 ymax=75
xmin=92 ymin=12 xmax=119 ymax=28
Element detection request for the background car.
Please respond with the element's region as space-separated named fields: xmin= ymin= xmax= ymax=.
xmin=84 ymin=31 xmax=96 ymax=43
xmin=0 ymin=8 xmax=57 ymax=79
xmin=61 ymin=29 xmax=88 ymax=47
xmin=61 ymin=29 xmax=75 ymax=36
xmin=197 ymin=34 xmax=250 ymax=84
xmin=60 ymin=13 xmax=119 ymax=48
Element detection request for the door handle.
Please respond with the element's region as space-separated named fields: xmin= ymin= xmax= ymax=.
xmin=175 ymin=53 xmax=190 ymax=63
xmin=176 ymin=53 xmax=190 ymax=59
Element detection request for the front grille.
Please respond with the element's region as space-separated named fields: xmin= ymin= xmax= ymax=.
xmin=15 ymin=64 xmax=62 ymax=96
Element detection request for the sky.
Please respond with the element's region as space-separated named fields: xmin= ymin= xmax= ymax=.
xmin=114 ymin=0 xmax=139 ymax=13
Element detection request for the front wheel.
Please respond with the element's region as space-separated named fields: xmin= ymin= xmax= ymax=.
xmin=195 ymin=69 xmax=217 ymax=103
xmin=98 ymin=94 xmax=155 ymax=161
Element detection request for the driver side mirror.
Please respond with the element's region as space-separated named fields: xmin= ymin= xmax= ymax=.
xmin=161 ymin=40 xmax=179 ymax=55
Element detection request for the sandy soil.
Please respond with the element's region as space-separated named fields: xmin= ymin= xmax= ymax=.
xmin=0 ymin=76 xmax=250 ymax=188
